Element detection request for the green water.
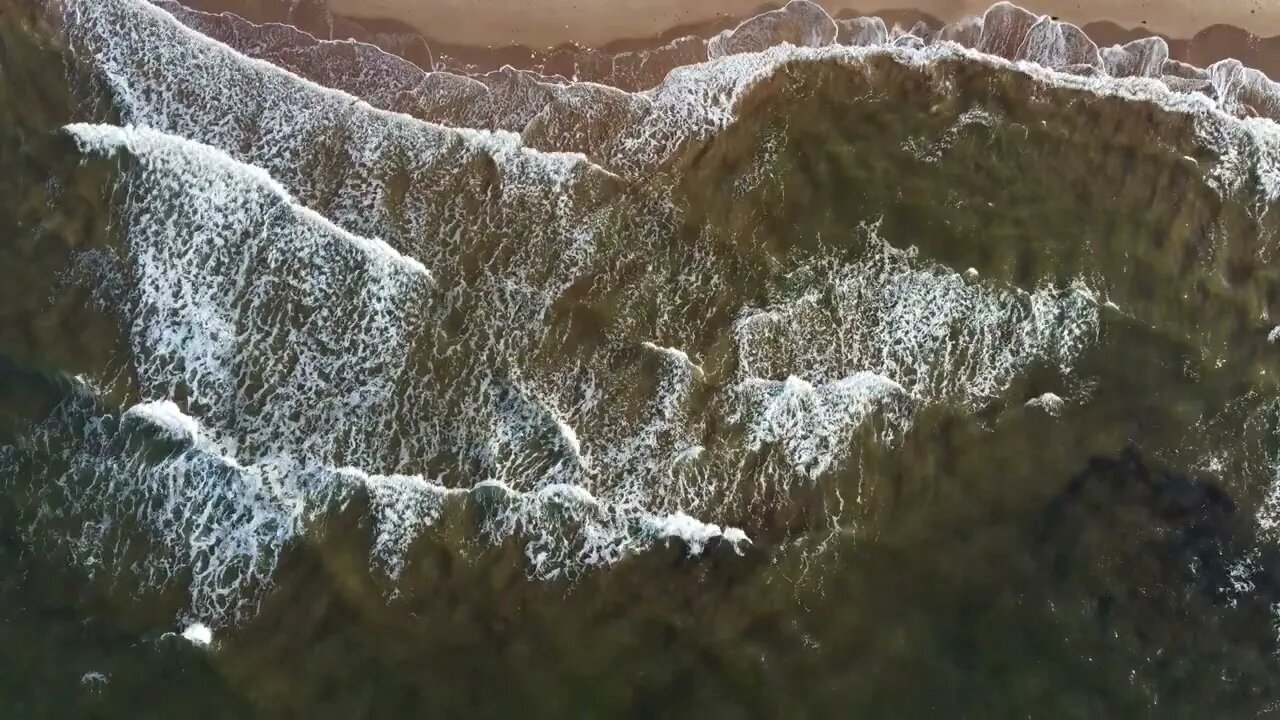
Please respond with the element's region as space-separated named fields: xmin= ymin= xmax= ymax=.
xmin=6 ymin=0 xmax=1280 ymax=716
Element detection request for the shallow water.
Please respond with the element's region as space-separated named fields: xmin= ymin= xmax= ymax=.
xmin=6 ymin=0 xmax=1280 ymax=716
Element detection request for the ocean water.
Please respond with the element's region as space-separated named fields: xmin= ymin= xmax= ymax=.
xmin=6 ymin=0 xmax=1280 ymax=715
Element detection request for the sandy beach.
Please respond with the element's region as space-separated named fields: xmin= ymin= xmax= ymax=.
xmin=329 ymin=0 xmax=1280 ymax=49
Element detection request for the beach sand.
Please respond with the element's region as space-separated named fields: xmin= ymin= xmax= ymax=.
xmin=328 ymin=0 xmax=1280 ymax=49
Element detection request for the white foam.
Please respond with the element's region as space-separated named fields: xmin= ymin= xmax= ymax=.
xmin=68 ymin=0 xmax=1280 ymax=226
xmin=63 ymin=0 xmax=618 ymax=178
xmin=733 ymin=373 xmax=910 ymax=480
xmin=645 ymin=512 xmax=750 ymax=556
xmin=66 ymin=122 xmax=436 ymax=464
xmin=1025 ymin=392 xmax=1065 ymax=416
xmin=348 ymin=472 xmax=753 ymax=577
xmin=674 ymin=445 xmax=705 ymax=462
xmin=642 ymin=341 xmax=705 ymax=378
xmin=180 ymin=622 xmax=213 ymax=647
xmin=134 ymin=0 xmax=1280 ymax=208
xmin=25 ymin=0 xmax=1147 ymax=622
xmin=123 ymin=400 xmax=200 ymax=441
xmin=66 ymin=123 xmax=432 ymax=280
xmin=36 ymin=116 xmax=1104 ymax=617
xmin=732 ymin=227 xmax=1100 ymax=409
xmin=555 ymin=418 xmax=583 ymax=458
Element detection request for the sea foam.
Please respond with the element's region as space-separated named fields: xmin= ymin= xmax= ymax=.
xmin=11 ymin=0 xmax=1143 ymax=622
xmin=149 ymin=0 xmax=1280 ymax=201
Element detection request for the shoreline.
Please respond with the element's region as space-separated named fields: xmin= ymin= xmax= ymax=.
xmin=171 ymin=1 xmax=1280 ymax=83
xmin=314 ymin=1 xmax=1280 ymax=84
xmin=329 ymin=0 xmax=1280 ymax=50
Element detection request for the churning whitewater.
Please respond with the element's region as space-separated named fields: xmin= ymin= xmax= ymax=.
xmin=10 ymin=0 xmax=1280 ymax=631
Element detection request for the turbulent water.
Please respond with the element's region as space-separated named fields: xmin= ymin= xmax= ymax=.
xmin=7 ymin=0 xmax=1280 ymax=715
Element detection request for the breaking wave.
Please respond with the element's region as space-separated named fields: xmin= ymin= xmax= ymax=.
xmin=6 ymin=0 xmax=1280 ymax=625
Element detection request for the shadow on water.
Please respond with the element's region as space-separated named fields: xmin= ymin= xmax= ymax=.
xmin=195 ymin=433 xmax=1280 ymax=717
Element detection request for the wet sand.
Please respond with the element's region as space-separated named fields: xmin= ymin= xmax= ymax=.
xmin=171 ymin=1 xmax=1280 ymax=83
xmin=329 ymin=0 xmax=1280 ymax=49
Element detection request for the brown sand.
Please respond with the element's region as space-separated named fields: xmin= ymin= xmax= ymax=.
xmin=329 ymin=0 xmax=1280 ymax=49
